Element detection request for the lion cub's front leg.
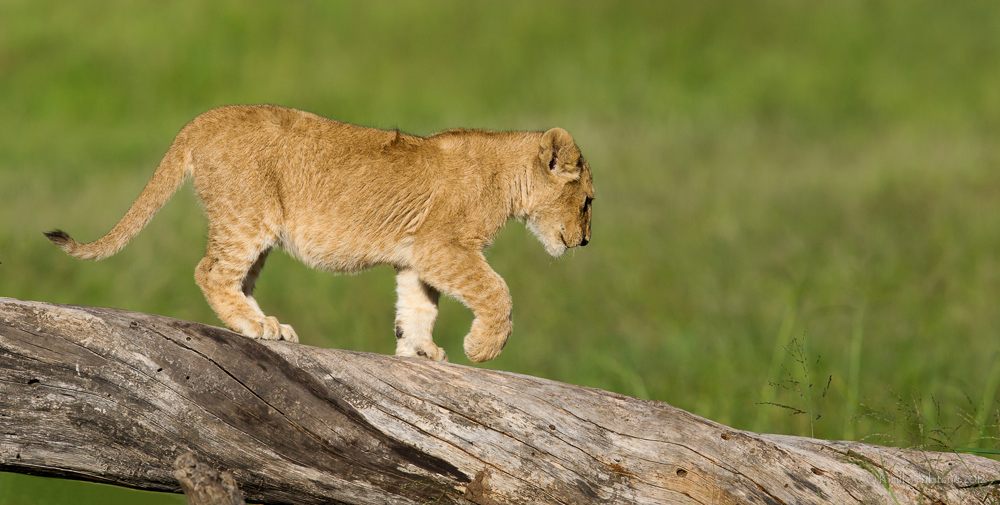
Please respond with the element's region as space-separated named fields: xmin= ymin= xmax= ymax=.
xmin=418 ymin=250 xmax=512 ymax=363
xmin=394 ymin=269 xmax=448 ymax=361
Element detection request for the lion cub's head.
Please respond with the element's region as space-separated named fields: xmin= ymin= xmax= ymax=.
xmin=526 ymin=128 xmax=594 ymax=257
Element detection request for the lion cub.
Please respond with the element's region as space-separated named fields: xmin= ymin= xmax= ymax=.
xmin=46 ymin=105 xmax=593 ymax=363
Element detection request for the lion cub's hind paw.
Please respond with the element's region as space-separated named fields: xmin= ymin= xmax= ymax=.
xmin=240 ymin=316 xmax=299 ymax=343
xmin=278 ymin=322 xmax=299 ymax=343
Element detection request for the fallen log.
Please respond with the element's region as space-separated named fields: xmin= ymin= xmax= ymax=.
xmin=0 ymin=297 xmax=997 ymax=504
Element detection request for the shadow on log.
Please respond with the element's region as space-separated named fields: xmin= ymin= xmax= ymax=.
xmin=1 ymin=297 xmax=998 ymax=504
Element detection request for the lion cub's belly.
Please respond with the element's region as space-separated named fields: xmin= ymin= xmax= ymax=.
xmin=279 ymin=224 xmax=413 ymax=273
xmin=276 ymin=184 xmax=425 ymax=273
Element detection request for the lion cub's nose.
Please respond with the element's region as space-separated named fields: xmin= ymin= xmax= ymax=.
xmin=580 ymin=236 xmax=589 ymax=247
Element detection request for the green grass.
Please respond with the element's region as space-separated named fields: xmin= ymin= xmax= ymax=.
xmin=2 ymin=0 xmax=1000 ymax=502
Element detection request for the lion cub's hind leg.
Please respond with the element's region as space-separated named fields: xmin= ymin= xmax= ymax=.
xmin=241 ymin=248 xmax=298 ymax=342
xmin=195 ymin=240 xmax=298 ymax=343
xmin=394 ymin=269 xmax=448 ymax=362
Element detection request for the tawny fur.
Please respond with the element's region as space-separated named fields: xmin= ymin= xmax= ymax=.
xmin=45 ymin=105 xmax=594 ymax=363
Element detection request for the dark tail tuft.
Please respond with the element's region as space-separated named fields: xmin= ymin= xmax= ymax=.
xmin=44 ymin=230 xmax=71 ymax=247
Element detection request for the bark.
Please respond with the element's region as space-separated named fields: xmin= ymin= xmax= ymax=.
xmin=1 ymin=297 xmax=997 ymax=504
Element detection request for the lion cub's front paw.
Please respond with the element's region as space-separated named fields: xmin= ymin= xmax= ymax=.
xmin=396 ymin=340 xmax=449 ymax=362
xmin=464 ymin=337 xmax=503 ymax=363
xmin=463 ymin=319 xmax=510 ymax=363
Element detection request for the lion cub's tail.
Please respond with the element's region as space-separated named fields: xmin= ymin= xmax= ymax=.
xmin=45 ymin=140 xmax=192 ymax=261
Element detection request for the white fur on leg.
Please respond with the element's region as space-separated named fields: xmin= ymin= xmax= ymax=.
xmin=394 ymin=269 xmax=447 ymax=361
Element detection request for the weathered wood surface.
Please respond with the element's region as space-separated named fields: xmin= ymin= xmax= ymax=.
xmin=1 ymin=297 xmax=998 ymax=504
xmin=173 ymin=452 xmax=246 ymax=505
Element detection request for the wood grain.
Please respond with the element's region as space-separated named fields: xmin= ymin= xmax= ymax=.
xmin=1 ymin=297 xmax=997 ymax=504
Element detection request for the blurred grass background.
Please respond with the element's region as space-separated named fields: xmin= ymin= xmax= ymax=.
xmin=2 ymin=0 xmax=999 ymax=503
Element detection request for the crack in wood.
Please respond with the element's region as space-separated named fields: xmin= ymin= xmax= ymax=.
xmin=164 ymin=320 xmax=471 ymax=485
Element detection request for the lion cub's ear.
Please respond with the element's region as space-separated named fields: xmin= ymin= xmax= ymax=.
xmin=538 ymin=128 xmax=580 ymax=175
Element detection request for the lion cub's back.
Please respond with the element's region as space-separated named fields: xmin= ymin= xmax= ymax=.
xmin=185 ymin=105 xmax=437 ymax=272
xmin=188 ymin=104 xmax=389 ymax=159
